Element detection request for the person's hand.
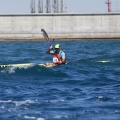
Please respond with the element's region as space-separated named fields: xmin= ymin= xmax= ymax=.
xmin=49 ymin=45 xmax=53 ymax=50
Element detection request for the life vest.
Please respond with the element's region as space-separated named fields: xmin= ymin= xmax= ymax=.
xmin=53 ymin=53 xmax=62 ymax=65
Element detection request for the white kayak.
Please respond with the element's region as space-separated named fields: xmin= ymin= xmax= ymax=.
xmin=96 ymin=60 xmax=110 ymax=63
xmin=0 ymin=63 xmax=55 ymax=68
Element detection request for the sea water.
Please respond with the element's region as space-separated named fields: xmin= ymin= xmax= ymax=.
xmin=0 ymin=40 xmax=120 ymax=120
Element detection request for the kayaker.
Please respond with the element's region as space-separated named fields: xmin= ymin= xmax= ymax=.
xmin=46 ymin=44 xmax=66 ymax=66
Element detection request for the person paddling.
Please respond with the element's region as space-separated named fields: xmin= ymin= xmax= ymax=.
xmin=46 ymin=44 xmax=66 ymax=66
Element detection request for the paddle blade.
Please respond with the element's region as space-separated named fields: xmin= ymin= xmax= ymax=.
xmin=41 ymin=29 xmax=49 ymax=42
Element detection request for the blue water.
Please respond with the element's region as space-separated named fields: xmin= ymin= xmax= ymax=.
xmin=0 ymin=40 xmax=120 ymax=120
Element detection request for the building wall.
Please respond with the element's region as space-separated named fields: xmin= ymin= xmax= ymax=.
xmin=0 ymin=13 xmax=120 ymax=41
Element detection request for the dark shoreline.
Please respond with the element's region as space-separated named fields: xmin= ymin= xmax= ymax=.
xmin=0 ymin=38 xmax=120 ymax=42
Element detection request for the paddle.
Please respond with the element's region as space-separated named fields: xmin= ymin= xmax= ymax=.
xmin=41 ymin=29 xmax=52 ymax=46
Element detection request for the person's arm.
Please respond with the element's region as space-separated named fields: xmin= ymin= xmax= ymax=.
xmin=61 ymin=52 xmax=66 ymax=64
xmin=47 ymin=45 xmax=53 ymax=54
xmin=61 ymin=58 xmax=66 ymax=64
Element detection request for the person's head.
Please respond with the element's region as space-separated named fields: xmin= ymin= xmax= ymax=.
xmin=55 ymin=44 xmax=60 ymax=52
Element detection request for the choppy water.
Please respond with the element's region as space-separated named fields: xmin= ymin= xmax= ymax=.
xmin=0 ymin=40 xmax=120 ymax=120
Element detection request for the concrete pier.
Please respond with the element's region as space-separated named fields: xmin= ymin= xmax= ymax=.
xmin=0 ymin=13 xmax=120 ymax=41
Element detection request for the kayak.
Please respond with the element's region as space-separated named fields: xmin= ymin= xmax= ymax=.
xmin=96 ymin=60 xmax=110 ymax=63
xmin=0 ymin=63 xmax=55 ymax=68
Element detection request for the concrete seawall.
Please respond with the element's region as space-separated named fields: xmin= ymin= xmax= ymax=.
xmin=0 ymin=13 xmax=120 ymax=41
